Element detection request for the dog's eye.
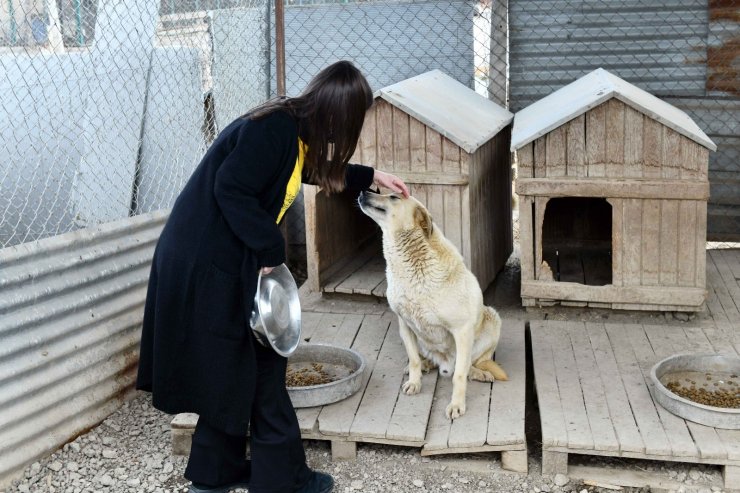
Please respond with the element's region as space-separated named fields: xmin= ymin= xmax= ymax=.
xmin=390 ymin=196 xmax=400 ymax=201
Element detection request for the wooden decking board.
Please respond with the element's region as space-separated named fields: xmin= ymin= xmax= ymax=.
xmin=333 ymin=313 xmax=366 ymax=349
xmin=683 ymin=326 xmax=716 ymax=353
xmin=535 ymin=319 xmax=740 ymax=490
xmin=642 ymin=324 xmax=728 ymax=461
xmin=659 ymin=323 xmax=733 ymax=462
xmin=322 ymin=243 xmax=377 ymax=293
xmin=448 ymin=379 xmax=491 ymax=449
xmin=585 ymin=322 xmax=645 ymax=454
xmin=604 ymin=323 xmax=672 ymax=456
xmin=706 ymin=251 xmax=739 ymax=325
xmin=487 ymin=320 xmax=527 ymax=447
xmin=335 ymin=255 xmax=387 ymax=296
xmin=421 ymin=376 xmax=454 ymax=451
xmin=300 ymin=311 xmax=325 ymax=343
xmin=565 ymin=322 xmax=620 ymax=452
xmin=530 ymin=321 xmax=569 ymax=448
xmin=719 ymin=429 xmax=740 ymax=462
xmin=701 ymin=322 xmax=739 ymax=356
xmin=350 ymin=316 xmax=409 ymax=439
xmin=318 ymin=313 xmax=391 ymax=437
xmin=547 ymin=320 xmax=595 ymax=450
xmin=625 ymin=324 xmax=698 ymax=458
xmin=371 ymin=279 xmax=387 ymax=298
xmin=710 ymin=250 xmax=740 ymax=321
xmin=296 ymin=313 xmax=354 ymax=433
xmin=418 ymin=319 xmax=527 ymax=456
xmin=385 ymin=370 xmax=437 ymax=443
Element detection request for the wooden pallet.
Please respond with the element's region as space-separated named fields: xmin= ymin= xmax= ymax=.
xmin=705 ymin=248 xmax=740 ymax=339
xmin=321 ymin=242 xmax=387 ymax=298
xmin=531 ymin=320 xmax=740 ymax=491
xmin=172 ymin=312 xmax=528 ymax=473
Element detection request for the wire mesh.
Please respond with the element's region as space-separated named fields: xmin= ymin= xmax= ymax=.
xmin=1 ymin=0 xmax=271 ymax=247
xmin=1 ymin=0 xmax=737 ymax=254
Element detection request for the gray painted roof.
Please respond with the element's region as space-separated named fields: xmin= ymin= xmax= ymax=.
xmin=377 ymin=70 xmax=514 ymax=154
xmin=510 ymin=68 xmax=717 ymax=152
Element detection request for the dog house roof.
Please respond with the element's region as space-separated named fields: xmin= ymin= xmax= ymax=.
xmin=510 ymin=68 xmax=717 ymax=152
xmin=376 ymin=70 xmax=514 ymax=154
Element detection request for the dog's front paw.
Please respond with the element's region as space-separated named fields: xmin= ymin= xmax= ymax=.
xmin=402 ymin=380 xmax=421 ymax=395
xmin=445 ymin=400 xmax=466 ymax=420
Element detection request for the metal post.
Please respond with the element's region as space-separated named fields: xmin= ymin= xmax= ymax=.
xmin=73 ymin=0 xmax=85 ymax=45
xmin=275 ymin=0 xmax=286 ymax=96
xmin=8 ymin=0 xmax=17 ymax=45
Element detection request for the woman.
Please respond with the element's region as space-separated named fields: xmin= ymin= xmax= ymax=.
xmin=136 ymin=61 xmax=409 ymax=493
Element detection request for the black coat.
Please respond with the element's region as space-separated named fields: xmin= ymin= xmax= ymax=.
xmin=136 ymin=111 xmax=374 ymax=435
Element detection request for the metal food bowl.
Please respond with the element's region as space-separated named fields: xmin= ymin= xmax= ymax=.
xmin=249 ymin=264 xmax=301 ymax=357
xmin=286 ymin=344 xmax=366 ymax=408
xmin=650 ymin=352 xmax=740 ymax=429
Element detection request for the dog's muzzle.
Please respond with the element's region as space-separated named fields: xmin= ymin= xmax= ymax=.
xmin=358 ymin=191 xmax=386 ymax=214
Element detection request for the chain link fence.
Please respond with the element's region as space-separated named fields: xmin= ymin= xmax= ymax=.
xmin=1 ymin=0 xmax=737 ymax=257
xmin=1 ymin=0 xmax=271 ymax=247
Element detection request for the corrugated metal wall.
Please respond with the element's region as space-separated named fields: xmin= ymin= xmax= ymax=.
xmin=509 ymin=0 xmax=709 ymax=109
xmin=0 ymin=211 xmax=166 ymax=489
xmin=509 ymin=0 xmax=739 ymax=240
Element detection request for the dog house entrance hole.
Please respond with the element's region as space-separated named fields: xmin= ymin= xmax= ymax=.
xmin=318 ymin=190 xmax=387 ymax=297
xmin=541 ymin=197 xmax=612 ymax=286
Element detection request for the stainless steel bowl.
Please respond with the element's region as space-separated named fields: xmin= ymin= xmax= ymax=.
xmin=287 ymin=344 xmax=366 ymax=408
xmin=650 ymin=352 xmax=740 ymax=429
xmin=249 ymin=264 xmax=301 ymax=357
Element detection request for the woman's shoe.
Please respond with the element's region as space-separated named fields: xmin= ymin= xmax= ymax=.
xmin=294 ymin=471 xmax=334 ymax=493
xmin=187 ymin=480 xmax=250 ymax=493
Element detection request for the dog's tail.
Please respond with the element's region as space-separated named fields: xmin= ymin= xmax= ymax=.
xmin=475 ymin=359 xmax=508 ymax=381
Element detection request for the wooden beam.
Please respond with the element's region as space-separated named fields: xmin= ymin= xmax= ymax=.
xmin=389 ymin=171 xmax=469 ymax=186
xmin=521 ymin=281 xmax=706 ymax=307
xmin=516 ymin=178 xmax=709 ymax=200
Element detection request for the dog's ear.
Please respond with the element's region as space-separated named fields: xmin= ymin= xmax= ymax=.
xmin=414 ymin=205 xmax=434 ymax=238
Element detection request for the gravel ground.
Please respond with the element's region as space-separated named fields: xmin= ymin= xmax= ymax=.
xmin=3 ymin=393 xmax=728 ymax=493
xmin=2 ymin=252 xmax=731 ymax=493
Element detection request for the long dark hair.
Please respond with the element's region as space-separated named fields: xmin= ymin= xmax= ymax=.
xmin=246 ymin=61 xmax=373 ymax=193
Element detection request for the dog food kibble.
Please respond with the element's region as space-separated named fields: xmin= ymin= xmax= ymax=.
xmin=666 ymin=380 xmax=740 ymax=409
xmin=286 ymin=362 xmax=334 ymax=387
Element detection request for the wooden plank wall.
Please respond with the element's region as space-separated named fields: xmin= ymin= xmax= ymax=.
xmin=615 ymin=198 xmax=707 ymax=289
xmin=515 ymin=97 xmax=709 ymax=300
xmin=515 ymin=99 xmax=709 ymax=181
xmin=356 ymin=101 xmax=467 ymax=260
xmin=304 ymin=185 xmax=377 ymax=290
xmin=469 ymin=127 xmax=513 ymax=290
xmin=355 ymin=99 xmax=512 ymax=289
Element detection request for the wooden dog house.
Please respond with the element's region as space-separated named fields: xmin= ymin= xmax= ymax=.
xmin=512 ymin=68 xmax=716 ymax=311
xmin=304 ymin=70 xmax=514 ymax=297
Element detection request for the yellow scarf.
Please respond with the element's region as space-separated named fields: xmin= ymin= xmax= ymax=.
xmin=277 ymin=138 xmax=305 ymax=224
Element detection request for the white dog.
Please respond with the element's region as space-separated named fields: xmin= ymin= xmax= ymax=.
xmin=358 ymin=190 xmax=507 ymax=419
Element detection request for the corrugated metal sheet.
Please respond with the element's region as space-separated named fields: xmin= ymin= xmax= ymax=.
xmin=509 ymin=0 xmax=709 ymax=111
xmin=378 ymin=70 xmax=513 ymax=154
xmin=667 ymin=96 xmax=740 ymax=241
xmin=0 ymin=211 xmax=166 ymax=489
xmin=509 ymin=1 xmax=738 ymax=240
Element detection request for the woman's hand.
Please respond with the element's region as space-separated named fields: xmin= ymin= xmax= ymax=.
xmin=260 ymin=266 xmax=275 ymax=275
xmin=373 ymin=170 xmax=410 ymax=198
